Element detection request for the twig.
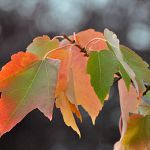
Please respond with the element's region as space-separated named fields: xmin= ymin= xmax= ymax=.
xmin=62 ymin=34 xmax=75 ymax=44
xmin=62 ymin=34 xmax=89 ymax=57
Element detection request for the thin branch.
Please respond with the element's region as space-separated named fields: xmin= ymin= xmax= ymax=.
xmin=62 ymin=34 xmax=89 ymax=57
xmin=62 ymin=34 xmax=75 ymax=44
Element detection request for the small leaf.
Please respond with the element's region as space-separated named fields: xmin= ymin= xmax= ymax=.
xmin=87 ymin=50 xmax=119 ymax=103
xmin=56 ymin=92 xmax=81 ymax=137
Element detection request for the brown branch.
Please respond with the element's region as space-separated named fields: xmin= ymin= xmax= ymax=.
xmin=62 ymin=34 xmax=75 ymax=44
xmin=62 ymin=34 xmax=89 ymax=57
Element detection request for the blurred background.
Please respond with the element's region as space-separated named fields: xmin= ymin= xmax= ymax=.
xmin=0 ymin=0 xmax=150 ymax=150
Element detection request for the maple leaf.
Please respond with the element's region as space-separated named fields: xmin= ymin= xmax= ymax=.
xmin=87 ymin=49 xmax=130 ymax=103
xmin=0 ymin=52 xmax=60 ymax=136
xmin=87 ymin=50 xmax=119 ymax=103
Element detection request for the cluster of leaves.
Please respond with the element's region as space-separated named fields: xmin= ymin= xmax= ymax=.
xmin=1 ymin=28 xmax=150 ymax=149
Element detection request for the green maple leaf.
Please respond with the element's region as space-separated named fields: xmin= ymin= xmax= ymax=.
xmin=87 ymin=50 xmax=119 ymax=103
xmin=87 ymin=48 xmax=131 ymax=103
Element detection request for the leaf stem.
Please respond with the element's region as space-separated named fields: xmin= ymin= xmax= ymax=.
xmin=85 ymin=38 xmax=106 ymax=50
xmin=43 ymin=44 xmax=74 ymax=59
xmin=52 ymin=36 xmax=64 ymax=40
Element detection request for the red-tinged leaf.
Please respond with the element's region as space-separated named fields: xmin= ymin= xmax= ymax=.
xmin=0 ymin=52 xmax=39 ymax=88
xmin=69 ymin=47 xmax=102 ymax=124
xmin=66 ymin=29 xmax=108 ymax=124
xmin=114 ymin=79 xmax=139 ymax=150
xmin=0 ymin=52 xmax=60 ymax=136
xmin=118 ymin=79 xmax=139 ymax=135
xmin=75 ymin=29 xmax=107 ymax=51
